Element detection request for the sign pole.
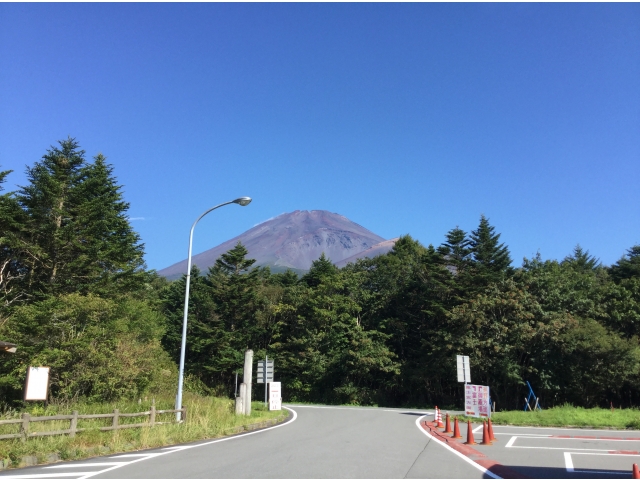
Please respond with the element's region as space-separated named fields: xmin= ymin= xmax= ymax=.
xmin=265 ymin=355 xmax=268 ymax=407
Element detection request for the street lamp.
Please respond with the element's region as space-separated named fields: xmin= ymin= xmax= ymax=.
xmin=175 ymin=197 xmax=252 ymax=420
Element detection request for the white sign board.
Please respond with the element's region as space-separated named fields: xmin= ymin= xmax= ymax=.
xmin=464 ymin=384 xmax=490 ymax=418
xmin=24 ymin=366 xmax=50 ymax=401
xmin=268 ymin=382 xmax=281 ymax=411
xmin=457 ymin=355 xmax=471 ymax=383
xmin=257 ymin=360 xmax=274 ymax=384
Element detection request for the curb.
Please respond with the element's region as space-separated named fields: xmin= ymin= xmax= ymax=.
xmin=420 ymin=420 xmax=529 ymax=479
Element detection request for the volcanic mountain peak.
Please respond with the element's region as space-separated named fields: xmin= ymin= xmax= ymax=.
xmin=158 ymin=210 xmax=386 ymax=279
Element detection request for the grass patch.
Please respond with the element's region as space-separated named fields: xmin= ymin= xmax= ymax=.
xmin=0 ymin=393 xmax=287 ymax=469
xmin=456 ymin=405 xmax=640 ymax=430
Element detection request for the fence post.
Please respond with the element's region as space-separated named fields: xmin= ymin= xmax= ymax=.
xmin=150 ymin=399 xmax=156 ymax=427
xmin=20 ymin=413 xmax=30 ymax=442
xmin=70 ymin=410 xmax=78 ymax=438
xmin=182 ymin=406 xmax=187 ymax=423
xmin=113 ymin=409 xmax=119 ymax=430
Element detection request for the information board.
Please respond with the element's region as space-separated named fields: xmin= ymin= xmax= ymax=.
xmin=257 ymin=360 xmax=274 ymax=384
xmin=24 ymin=366 xmax=50 ymax=401
xmin=268 ymin=381 xmax=281 ymax=410
xmin=464 ymin=384 xmax=490 ymax=418
xmin=456 ymin=355 xmax=471 ymax=383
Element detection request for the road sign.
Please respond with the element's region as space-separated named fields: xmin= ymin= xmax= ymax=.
xmin=456 ymin=355 xmax=471 ymax=383
xmin=256 ymin=359 xmax=274 ymax=384
xmin=268 ymin=382 xmax=282 ymax=410
xmin=465 ymin=384 xmax=491 ymax=418
xmin=24 ymin=366 xmax=50 ymax=401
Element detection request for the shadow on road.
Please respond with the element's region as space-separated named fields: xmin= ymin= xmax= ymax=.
xmin=484 ymin=464 xmax=628 ymax=479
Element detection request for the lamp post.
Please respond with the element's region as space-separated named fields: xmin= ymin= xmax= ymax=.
xmin=175 ymin=197 xmax=252 ymax=421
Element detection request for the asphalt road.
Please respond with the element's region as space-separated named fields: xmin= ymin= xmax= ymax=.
xmin=3 ymin=406 xmax=638 ymax=479
xmin=0 ymin=405 xmax=486 ymax=479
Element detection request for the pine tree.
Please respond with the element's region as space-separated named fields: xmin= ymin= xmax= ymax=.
xmin=562 ymin=245 xmax=601 ymax=272
xmin=609 ymin=245 xmax=640 ymax=282
xmin=15 ymin=138 xmax=145 ymax=298
xmin=468 ymin=215 xmax=512 ymax=286
xmin=301 ymin=253 xmax=338 ymax=288
xmin=437 ymin=226 xmax=471 ymax=275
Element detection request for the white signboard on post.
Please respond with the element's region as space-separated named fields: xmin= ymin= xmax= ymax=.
xmin=465 ymin=384 xmax=491 ymax=418
xmin=24 ymin=366 xmax=50 ymax=401
xmin=256 ymin=360 xmax=274 ymax=384
xmin=457 ymin=355 xmax=471 ymax=383
xmin=268 ymin=381 xmax=281 ymax=410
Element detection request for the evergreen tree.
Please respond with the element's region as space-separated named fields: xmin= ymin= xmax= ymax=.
xmin=301 ymin=253 xmax=338 ymax=288
xmin=468 ymin=215 xmax=512 ymax=286
xmin=15 ymin=138 xmax=145 ymax=298
xmin=562 ymin=245 xmax=601 ymax=272
xmin=437 ymin=226 xmax=471 ymax=274
xmin=610 ymin=245 xmax=640 ymax=282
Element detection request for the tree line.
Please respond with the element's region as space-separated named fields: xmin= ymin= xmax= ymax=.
xmin=1 ymin=138 xmax=639 ymax=410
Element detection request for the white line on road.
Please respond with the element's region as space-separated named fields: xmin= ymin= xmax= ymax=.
xmin=74 ymin=407 xmax=297 ymax=480
xmin=108 ymin=454 xmax=161 ymax=458
xmin=473 ymin=425 xmax=483 ymax=433
xmin=505 ymin=436 xmax=517 ymax=448
xmin=0 ymin=473 xmax=93 ymax=479
xmin=45 ymin=464 xmax=126 ymax=469
xmin=415 ymin=415 xmax=502 ymax=480
xmin=564 ymin=452 xmax=574 ymax=472
xmin=492 ymin=425 xmax=640 ymax=433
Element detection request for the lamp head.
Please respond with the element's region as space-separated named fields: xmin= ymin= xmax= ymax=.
xmin=233 ymin=197 xmax=252 ymax=206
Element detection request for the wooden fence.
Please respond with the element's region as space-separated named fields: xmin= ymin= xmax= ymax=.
xmin=0 ymin=403 xmax=186 ymax=442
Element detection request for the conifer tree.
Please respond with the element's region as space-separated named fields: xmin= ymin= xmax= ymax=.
xmin=437 ymin=226 xmax=472 ymax=274
xmin=468 ymin=215 xmax=512 ymax=285
xmin=562 ymin=245 xmax=601 ymax=272
xmin=609 ymin=245 xmax=640 ymax=282
xmin=15 ymin=138 xmax=145 ymax=298
xmin=301 ymin=253 xmax=338 ymax=288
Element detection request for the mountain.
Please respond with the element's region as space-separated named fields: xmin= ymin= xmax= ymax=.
xmin=158 ymin=210 xmax=387 ymax=279
xmin=334 ymin=238 xmax=399 ymax=268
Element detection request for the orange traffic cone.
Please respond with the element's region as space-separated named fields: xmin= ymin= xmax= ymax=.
xmin=488 ymin=418 xmax=497 ymax=442
xmin=464 ymin=420 xmax=476 ymax=445
xmin=481 ymin=421 xmax=492 ymax=445
xmin=632 ymin=463 xmax=640 ymax=479
xmin=437 ymin=407 xmax=444 ymax=428
xmin=451 ymin=417 xmax=462 ymax=439
xmin=444 ymin=412 xmax=453 ymax=434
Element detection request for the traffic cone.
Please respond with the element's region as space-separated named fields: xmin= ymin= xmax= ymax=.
xmin=488 ymin=418 xmax=497 ymax=442
xmin=436 ymin=407 xmax=444 ymax=428
xmin=444 ymin=412 xmax=453 ymax=434
xmin=632 ymin=463 xmax=640 ymax=479
xmin=464 ymin=420 xmax=476 ymax=445
xmin=451 ymin=417 xmax=462 ymax=439
xmin=481 ymin=421 xmax=492 ymax=445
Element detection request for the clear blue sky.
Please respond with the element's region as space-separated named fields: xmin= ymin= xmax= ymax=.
xmin=1 ymin=3 xmax=638 ymax=270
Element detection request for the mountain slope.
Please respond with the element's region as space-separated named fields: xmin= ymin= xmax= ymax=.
xmin=158 ymin=210 xmax=386 ymax=279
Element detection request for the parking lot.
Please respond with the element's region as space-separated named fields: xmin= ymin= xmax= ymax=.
xmin=422 ymin=417 xmax=640 ymax=478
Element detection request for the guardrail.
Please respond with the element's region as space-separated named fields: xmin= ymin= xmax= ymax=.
xmin=0 ymin=404 xmax=186 ymax=442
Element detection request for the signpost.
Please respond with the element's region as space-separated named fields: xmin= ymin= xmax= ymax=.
xmin=456 ymin=355 xmax=471 ymax=383
xmin=268 ymin=382 xmax=281 ymax=410
xmin=256 ymin=357 xmax=274 ymax=406
xmin=464 ymin=384 xmax=491 ymax=418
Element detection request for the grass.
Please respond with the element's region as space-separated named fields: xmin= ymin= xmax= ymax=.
xmin=0 ymin=393 xmax=287 ymax=469
xmin=456 ymin=405 xmax=640 ymax=430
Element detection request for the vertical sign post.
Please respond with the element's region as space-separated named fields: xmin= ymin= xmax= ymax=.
xmin=456 ymin=355 xmax=471 ymax=383
xmin=256 ymin=357 xmax=274 ymax=406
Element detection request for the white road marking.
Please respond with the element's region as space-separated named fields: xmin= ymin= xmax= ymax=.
xmin=415 ymin=415 xmax=502 ymax=479
xmin=564 ymin=452 xmax=574 ymax=472
xmin=492 ymin=425 xmax=640 ymax=433
xmin=571 ymin=452 xmax=640 ymax=457
xmin=505 ymin=436 xmax=517 ymax=448
xmin=473 ymin=425 xmax=483 ymax=433
xmin=74 ymin=407 xmax=297 ymax=480
xmin=45 ymin=463 xmax=126 ymax=469
xmin=508 ymin=445 xmax=625 ymax=452
xmin=495 ymin=433 xmax=551 ymax=437
xmin=565 ymin=451 xmax=636 ymax=475
xmin=108 ymin=454 xmax=161 ymax=458
xmin=0 ymin=473 xmax=94 ymax=479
